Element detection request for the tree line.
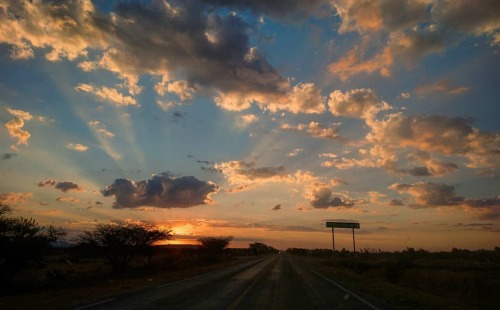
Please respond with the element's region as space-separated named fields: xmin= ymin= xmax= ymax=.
xmin=0 ymin=204 xmax=277 ymax=292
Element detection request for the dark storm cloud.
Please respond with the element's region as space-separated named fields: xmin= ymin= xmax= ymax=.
xmin=97 ymin=0 xmax=289 ymax=95
xmin=102 ymin=173 xmax=219 ymax=209
xmin=1 ymin=0 xmax=289 ymax=102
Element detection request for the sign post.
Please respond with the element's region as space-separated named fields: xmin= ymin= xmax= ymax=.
xmin=326 ymin=221 xmax=360 ymax=253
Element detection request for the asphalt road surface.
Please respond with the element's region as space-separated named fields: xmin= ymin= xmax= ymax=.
xmin=81 ymin=254 xmax=379 ymax=310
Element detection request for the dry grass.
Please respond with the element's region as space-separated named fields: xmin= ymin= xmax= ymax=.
xmin=295 ymin=250 xmax=499 ymax=310
xmin=1 ymin=254 xmax=257 ymax=310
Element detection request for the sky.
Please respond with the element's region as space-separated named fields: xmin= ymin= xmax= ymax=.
xmin=0 ymin=0 xmax=499 ymax=251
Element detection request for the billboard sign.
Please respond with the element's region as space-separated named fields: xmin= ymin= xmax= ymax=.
xmin=326 ymin=221 xmax=360 ymax=229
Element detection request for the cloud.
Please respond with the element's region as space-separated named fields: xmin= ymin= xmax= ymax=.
xmin=403 ymin=151 xmax=459 ymax=177
xmin=389 ymin=198 xmax=405 ymax=206
xmin=389 ymin=182 xmax=461 ymax=207
xmin=328 ymin=88 xmax=391 ymax=119
xmin=101 ymin=173 xmax=219 ymax=209
xmin=1 ymin=1 xmax=330 ymax=115
xmin=0 ymin=0 xmax=106 ymax=61
xmin=328 ymin=40 xmax=394 ymax=80
xmin=55 ymin=181 xmax=83 ymax=193
xmin=287 ymin=148 xmax=303 ymax=157
xmin=389 ymin=181 xmax=500 ymax=219
xmin=271 ymin=204 xmax=282 ymax=211
xmin=38 ymin=180 xmax=83 ymax=193
xmin=400 ymin=92 xmax=410 ymax=99
xmin=88 ymin=121 xmax=115 ymax=138
xmin=214 ymin=161 xmax=288 ymax=187
xmin=214 ymin=81 xmax=326 ymax=114
xmin=453 ymin=222 xmax=497 ymax=232
xmin=75 ymin=83 xmax=137 ymax=106
xmin=281 ymin=83 xmax=326 ymax=114
xmin=5 ymin=117 xmax=30 ymax=149
xmin=368 ymin=191 xmax=385 ymax=203
xmin=366 ymin=113 xmax=500 ymax=169
xmin=2 ymin=153 xmax=16 ymax=160
xmin=66 ymin=143 xmax=89 ymax=152
xmin=0 ymin=192 xmax=33 ymax=205
xmin=38 ymin=180 xmax=56 ymax=188
xmin=281 ymin=122 xmax=343 ymax=140
xmin=214 ymin=160 xmax=349 ymax=208
xmin=329 ymin=0 xmax=499 ymax=80
xmin=156 ymin=78 xmax=197 ymax=101
xmin=56 ymin=196 xmax=80 ymax=204
xmin=156 ymin=100 xmax=183 ymax=112
xmin=310 ymin=187 xmax=354 ymax=209
xmin=462 ymin=198 xmax=500 ymax=220
xmin=432 ymin=0 xmax=500 ymax=39
xmin=166 ymin=80 xmax=196 ymax=101
xmin=238 ymin=114 xmax=259 ymax=128
xmin=321 ymin=156 xmax=376 ymax=169
xmin=414 ymin=79 xmax=471 ymax=96
xmin=6 ymin=108 xmax=33 ymax=121
xmin=332 ymin=0 xmax=430 ymax=34
xmin=202 ymin=0 xmax=329 ymax=21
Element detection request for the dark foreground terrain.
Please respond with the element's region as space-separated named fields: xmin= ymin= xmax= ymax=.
xmin=82 ymin=253 xmax=375 ymax=310
xmin=2 ymin=247 xmax=498 ymax=309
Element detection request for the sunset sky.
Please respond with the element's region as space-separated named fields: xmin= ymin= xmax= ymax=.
xmin=1 ymin=0 xmax=499 ymax=251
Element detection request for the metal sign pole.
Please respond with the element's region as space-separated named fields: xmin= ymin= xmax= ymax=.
xmin=326 ymin=221 xmax=360 ymax=254
xmin=352 ymin=227 xmax=356 ymax=252
xmin=331 ymin=227 xmax=335 ymax=254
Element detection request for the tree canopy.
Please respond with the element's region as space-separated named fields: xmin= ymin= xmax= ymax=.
xmin=77 ymin=222 xmax=171 ymax=272
xmin=0 ymin=205 xmax=67 ymax=290
xmin=198 ymin=236 xmax=232 ymax=260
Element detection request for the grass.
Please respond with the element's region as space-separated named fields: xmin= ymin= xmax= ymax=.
xmin=292 ymin=248 xmax=499 ymax=310
xmin=1 ymin=250 xmax=259 ymax=310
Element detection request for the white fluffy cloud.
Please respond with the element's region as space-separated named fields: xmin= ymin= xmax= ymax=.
xmin=328 ymin=88 xmax=391 ymax=119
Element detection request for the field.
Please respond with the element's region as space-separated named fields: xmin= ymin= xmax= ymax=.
xmin=0 ymin=246 xmax=256 ymax=309
xmin=1 ymin=246 xmax=499 ymax=309
xmin=289 ymin=247 xmax=500 ymax=310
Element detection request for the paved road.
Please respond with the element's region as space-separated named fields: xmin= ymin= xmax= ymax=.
xmin=82 ymin=254 xmax=379 ymax=310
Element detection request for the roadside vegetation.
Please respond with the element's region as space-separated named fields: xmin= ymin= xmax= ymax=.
xmin=2 ymin=204 xmax=496 ymax=309
xmin=0 ymin=205 xmax=277 ymax=309
xmin=287 ymin=247 xmax=500 ymax=310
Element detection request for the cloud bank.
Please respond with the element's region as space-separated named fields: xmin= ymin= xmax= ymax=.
xmin=102 ymin=173 xmax=219 ymax=209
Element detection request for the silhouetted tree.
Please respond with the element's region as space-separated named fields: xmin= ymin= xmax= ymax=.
xmin=198 ymin=236 xmax=232 ymax=261
xmin=77 ymin=223 xmax=171 ymax=273
xmin=0 ymin=205 xmax=66 ymax=291
xmin=249 ymin=242 xmax=278 ymax=255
